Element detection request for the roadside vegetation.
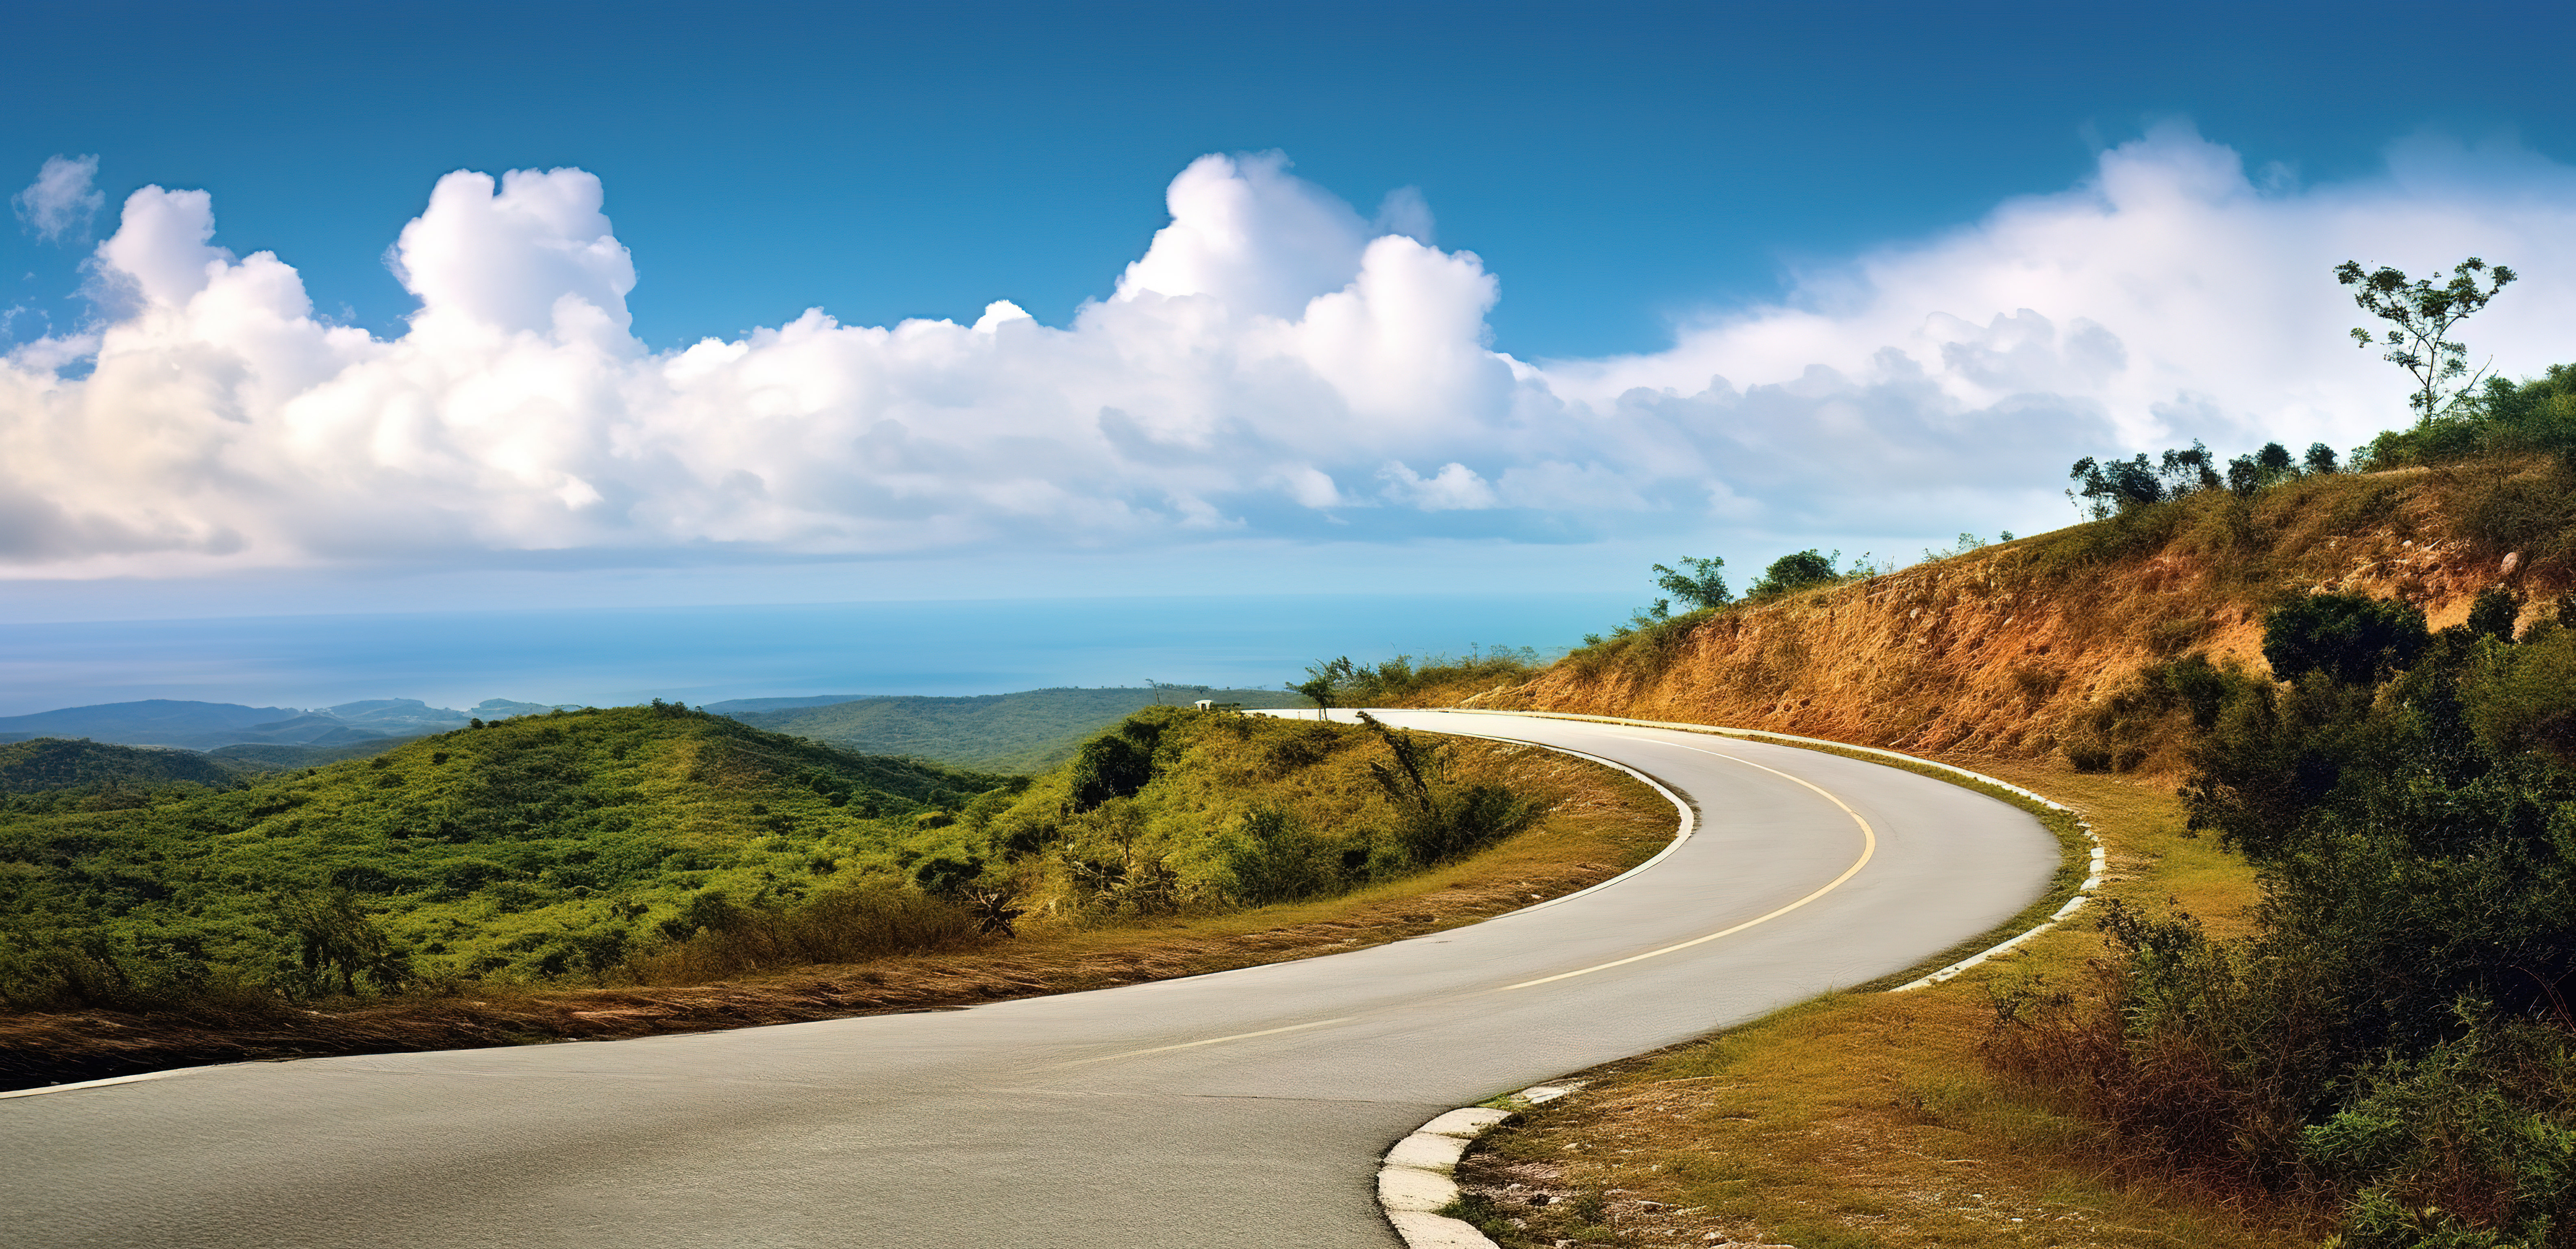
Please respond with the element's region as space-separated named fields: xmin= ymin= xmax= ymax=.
xmin=1289 ymin=648 xmax=1556 ymax=711
xmin=1444 ymin=260 xmax=2576 ymax=1249
xmin=1452 ymin=763 xmax=2294 ymax=1249
xmin=0 ymin=700 xmax=1665 ymax=1087
xmin=1985 ymin=587 xmax=2576 ymax=1248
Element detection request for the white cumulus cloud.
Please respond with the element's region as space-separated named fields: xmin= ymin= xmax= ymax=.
xmin=5 ymin=128 xmax=2576 ymax=577
xmin=12 ymin=154 xmax=105 ymax=244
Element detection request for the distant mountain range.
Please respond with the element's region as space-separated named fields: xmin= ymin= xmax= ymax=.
xmin=0 ymin=697 xmax=587 ymax=754
xmin=719 ymin=686 xmax=1308 ymax=772
xmin=0 ymin=686 xmax=1311 ymax=775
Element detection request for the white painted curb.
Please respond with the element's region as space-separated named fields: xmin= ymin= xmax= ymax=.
xmin=1378 ymin=1083 xmax=1582 ymax=1248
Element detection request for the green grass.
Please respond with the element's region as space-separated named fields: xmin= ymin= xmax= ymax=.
xmin=0 ymin=704 xmax=1009 ymax=998
xmin=0 ymin=701 xmax=1561 ymax=1014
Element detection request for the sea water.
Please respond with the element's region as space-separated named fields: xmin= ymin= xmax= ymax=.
xmin=0 ymin=593 xmax=1634 ymax=717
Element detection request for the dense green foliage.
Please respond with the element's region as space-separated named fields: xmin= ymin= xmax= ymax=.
xmin=2260 ymin=592 xmax=2431 ymax=688
xmin=2363 ymin=364 xmax=2576 ymax=472
xmin=1993 ymin=589 xmax=2576 ymax=1247
xmin=1745 ymin=548 xmax=1844 ymax=598
xmin=728 ymin=686 xmax=1303 ymax=773
xmin=2068 ymin=438 xmax=2344 ymax=518
xmin=0 ymin=739 xmax=238 ymax=794
xmin=1288 ymin=650 xmax=1549 ymax=709
xmin=0 ymin=703 xmax=1008 ymax=1005
xmin=0 ymin=701 xmax=1550 ymax=1012
xmin=920 ymin=705 xmax=1551 ymax=918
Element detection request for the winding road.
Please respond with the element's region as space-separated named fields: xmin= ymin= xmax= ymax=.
xmin=3 ymin=711 xmax=2060 ymax=1248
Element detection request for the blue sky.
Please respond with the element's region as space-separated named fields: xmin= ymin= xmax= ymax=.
xmin=7 ymin=0 xmax=2576 ymax=626
xmin=13 ymin=0 xmax=2570 ymax=359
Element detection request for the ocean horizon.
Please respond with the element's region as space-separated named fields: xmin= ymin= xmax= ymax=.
xmin=0 ymin=592 xmax=1635 ymax=718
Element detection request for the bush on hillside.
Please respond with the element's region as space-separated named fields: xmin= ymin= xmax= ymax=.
xmin=1746 ymin=548 xmax=1844 ymax=598
xmin=2345 ymin=362 xmax=2576 ymax=473
xmin=623 ymin=881 xmax=981 ymax=982
xmin=1292 ymin=649 xmax=1549 ymax=708
xmin=2261 ymin=592 xmax=2432 ymax=686
xmin=1993 ymin=588 xmax=2576 ymax=1246
xmin=1357 ymin=712 xmax=1547 ymax=867
xmin=968 ymin=707 xmax=1554 ymax=919
xmin=1215 ymin=808 xmax=1344 ymax=905
xmin=1619 ymin=556 xmax=1735 ymax=633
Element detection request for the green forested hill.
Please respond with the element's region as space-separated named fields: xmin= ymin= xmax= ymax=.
xmin=0 ymin=739 xmax=239 ymax=794
xmin=0 ymin=703 xmax=1010 ymax=995
xmin=205 ymin=738 xmax=420 ymax=772
xmin=728 ymin=686 xmax=1307 ymax=772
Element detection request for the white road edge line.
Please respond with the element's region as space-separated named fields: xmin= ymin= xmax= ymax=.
xmin=1368 ymin=708 xmax=2104 ymax=1249
xmin=1398 ymin=709 xmax=2107 ymax=990
xmin=1495 ymin=737 xmax=1876 ymax=991
xmin=0 ymin=1065 xmax=213 ymax=1100
xmin=1056 ymin=715 xmax=1705 ymax=1069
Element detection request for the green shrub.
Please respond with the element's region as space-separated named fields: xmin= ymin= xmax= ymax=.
xmin=2263 ymin=592 xmax=2430 ymax=685
xmin=1746 ymin=548 xmax=1843 ymax=598
xmin=1358 ymin=713 xmax=1547 ymax=867
xmin=1997 ymin=588 xmax=2576 ymax=1243
xmin=1215 ymin=809 xmax=1342 ymax=905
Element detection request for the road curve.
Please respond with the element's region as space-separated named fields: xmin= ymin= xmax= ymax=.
xmin=2 ymin=712 xmax=2059 ymax=1249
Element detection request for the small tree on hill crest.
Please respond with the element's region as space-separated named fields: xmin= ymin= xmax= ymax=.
xmin=2337 ymin=256 xmax=2515 ymax=420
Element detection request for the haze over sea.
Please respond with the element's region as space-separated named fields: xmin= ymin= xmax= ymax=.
xmin=0 ymin=593 xmax=1628 ymax=718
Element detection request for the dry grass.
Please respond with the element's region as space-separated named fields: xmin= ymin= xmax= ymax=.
xmin=1452 ymin=758 xmax=2312 ymax=1249
xmin=1455 ymin=467 xmax=2552 ymax=776
xmin=0 ymin=747 xmax=1674 ymax=1090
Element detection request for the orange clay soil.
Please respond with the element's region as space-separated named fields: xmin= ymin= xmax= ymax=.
xmin=1436 ymin=463 xmax=2559 ymax=777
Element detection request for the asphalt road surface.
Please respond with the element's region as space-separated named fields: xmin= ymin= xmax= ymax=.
xmin=4 ymin=711 xmax=2060 ymax=1248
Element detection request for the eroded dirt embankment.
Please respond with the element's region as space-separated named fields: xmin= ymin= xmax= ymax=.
xmin=1454 ymin=465 xmax=2558 ymax=773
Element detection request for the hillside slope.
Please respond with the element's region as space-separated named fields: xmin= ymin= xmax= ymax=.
xmin=0 ymin=739 xmax=239 ymax=794
xmin=204 ymin=739 xmax=418 ymax=771
xmin=0 ymin=705 xmax=1007 ymax=992
xmin=1469 ymin=461 xmax=2562 ymax=774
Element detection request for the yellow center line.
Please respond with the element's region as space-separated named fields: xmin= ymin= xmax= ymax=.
xmin=1496 ymin=735 xmax=1877 ymax=990
xmin=1049 ymin=727 xmax=1877 ymax=1064
xmin=1051 ymin=1016 xmax=1358 ymax=1067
